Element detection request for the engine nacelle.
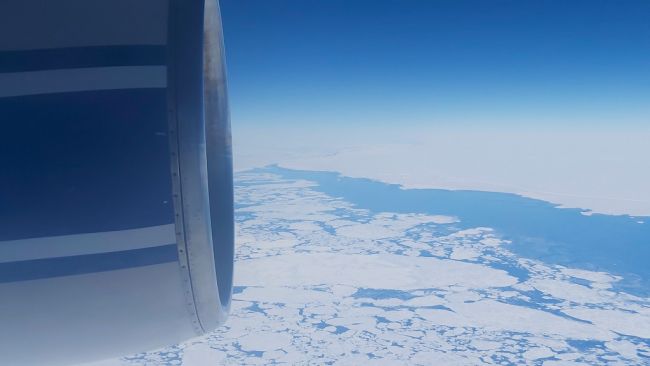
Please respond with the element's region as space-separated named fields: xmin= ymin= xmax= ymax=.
xmin=0 ymin=1 xmax=234 ymax=364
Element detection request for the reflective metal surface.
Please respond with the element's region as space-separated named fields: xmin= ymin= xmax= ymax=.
xmin=168 ymin=0 xmax=233 ymax=334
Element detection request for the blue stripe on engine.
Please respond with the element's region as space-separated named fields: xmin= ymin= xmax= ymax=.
xmin=0 ymin=244 xmax=179 ymax=283
xmin=0 ymin=89 xmax=174 ymax=241
xmin=0 ymin=45 xmax=166 ymax=73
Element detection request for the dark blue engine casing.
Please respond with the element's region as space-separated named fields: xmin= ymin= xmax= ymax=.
xmin=0 ymin=1 xmax=234 ymax=364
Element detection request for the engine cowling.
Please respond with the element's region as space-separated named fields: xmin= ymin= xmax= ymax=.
xmin=0 ymin=1 xmax=234 ymax=364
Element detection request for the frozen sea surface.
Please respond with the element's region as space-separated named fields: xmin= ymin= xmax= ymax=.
xmin=121 ymin=168 xmax=650 ymax=366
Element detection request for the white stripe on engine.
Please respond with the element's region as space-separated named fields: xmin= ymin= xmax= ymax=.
xmin=0 ymin=224 xmax=176 ymax=263
xmin=0 ymin=65 xmax=166 ymax=97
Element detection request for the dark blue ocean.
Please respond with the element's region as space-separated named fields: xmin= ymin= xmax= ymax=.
xmin=260 ymin=166 xmax=650 ymax=297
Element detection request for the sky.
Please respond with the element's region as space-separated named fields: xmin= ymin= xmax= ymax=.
xmin=220 ymin=0 xmax=650 ymax=216
xmin=221 ymin=0 xmax=650 ymax=128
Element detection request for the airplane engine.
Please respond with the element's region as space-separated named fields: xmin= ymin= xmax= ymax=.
xmin=0 ymin=1 xmax=234 ymax=365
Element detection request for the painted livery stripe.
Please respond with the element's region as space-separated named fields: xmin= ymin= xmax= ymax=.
xmin=0 ymin=225 xmax=176 ymax=263
xmin=2 ymin=88 xmax=174 ymax=241
xmin=0 ymin=65 xmax=166 ymax=97
xmin=0 ymin=45 xmax=166 ymax=73
xmin=0 ymin=244 xmax=178 ymax=283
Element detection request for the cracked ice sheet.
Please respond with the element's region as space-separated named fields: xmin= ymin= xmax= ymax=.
xmin=112 ymin=170 xmax=650 ymax=366
xmin=236 ymin=253 xmax=518 ymax=290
